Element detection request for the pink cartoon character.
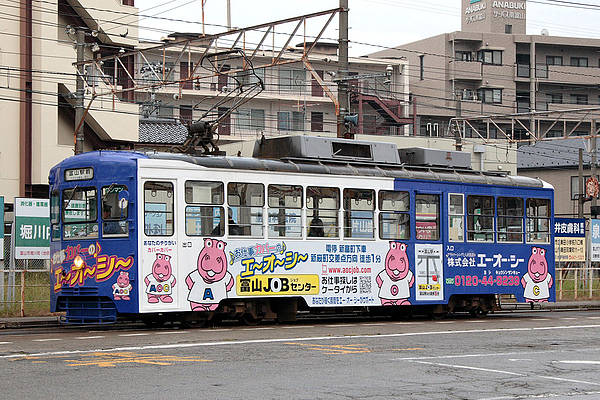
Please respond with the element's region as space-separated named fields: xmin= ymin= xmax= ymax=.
xmin=521 ymin=247 xmax=553 ymax=303
xmin=144 ymin=253 xmax=176 ymax=303
xmin=376 ymin=242 xmax=414 ymax=305
xmin=112 ymin=271 xmax=132 ymax=300
xmin=185 ymin=238 xmax=233 ymax=311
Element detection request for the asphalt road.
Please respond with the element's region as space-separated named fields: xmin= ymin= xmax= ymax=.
xmin=1 ymin=311 xmax=600 ymax=400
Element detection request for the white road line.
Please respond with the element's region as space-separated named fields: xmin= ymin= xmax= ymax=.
xmin=468 ymin=320 xmax=488 ymax=323
xmin=4 ymin=324 xmax=600 ymax=360
xmin=558 ymin=360 xmax=600 ymax=365
xmin=32 ymin=338 xmax=62 ymax=342
xmin=361 ymin=323 xmax=387 ymax=326
xmin=392 ymin=322 xmax=423 ymax=325
xmin=561 ymin=317 xmax=577 ymax=320
xmin=118 ymin=333 xmax=149 ymax=337
xmin=241 ymin=327 xmax=275 ymax=331
xmin=0 ymin=342 xmax=12 ymax=345
xmin=435 ymin=321 xmax=455 ymax=324
xmin=281 ymin=326 xmax=315 ymax=329
xmin=74 ymin=336 xmax=105 ymax=340
xmin=412 ymin=360 xmax=600 ymax=387
xmin=155 ymin=331 xmax=189 ymax=335
xmin=479 ymin=390 xmax=600 ymax=400
xmin=587 ymin=316 xmax=600 ymax=320
xmin=395 ymin=347 xmax=600 ymax=361
xmin=324 ymin=324 xmax=357 ymax=327
xmin=209 ymin=329 xmax=232 ymax=332
xmin=531 ymin=318 xmax=551 ymax=321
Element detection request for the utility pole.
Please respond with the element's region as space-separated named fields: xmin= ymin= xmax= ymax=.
xmin=592 ymin=119 xmax=597 ymax=208
xmin=337 ymin=0 xmax=349 ymax=138
xmin=74 ymin=29 xmax=85 ymax=154
xmin=579 ymin=148 xmax=584 ymax=218
xmin=226 ymin=0 xmax=231 ymax=30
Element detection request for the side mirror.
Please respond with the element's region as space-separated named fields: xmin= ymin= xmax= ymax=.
xmin=118 ymin=190 xmax=129 ymax=210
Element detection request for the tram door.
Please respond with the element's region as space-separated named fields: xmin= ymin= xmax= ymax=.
xmin=414 ymin=192 xmax=444 ymax=302
xmin=140 ymin=179 xmax=179 ymax=312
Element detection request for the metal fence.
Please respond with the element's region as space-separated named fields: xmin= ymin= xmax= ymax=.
xmin=556 ymin=266 xmax=600 ymax=300
xmin=0 ymin=234 xmax=51 ymax=317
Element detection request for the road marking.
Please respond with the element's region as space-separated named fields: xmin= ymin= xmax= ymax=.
xmin=118 ymin=333 xmax=149 ymax=337
xmin=241 ymin=327 xmax=274 ymax=331
xmin=209 ymin=329 xmax=232 ymax=332
xmin=531 ymin=318 xmax=551 ymax=321
xmin=587 ymin=316 xmax=600 ymax=320
xmin=32 ymin=338 xmax=62 ymax=342
xmin=411 ymin=360 xmax=600 ymax=387
xmin=392 ymin=348 xmax=424 ymax=351
xmin=4 ymin=324 xmax=600 ymax=360
xmin=282 ymin=325 xmax=315 ymax=329
xmin=392 ymin=322 xmax=423 ymax=325
xmin=75 ymin=336 xmax=105 ymax=340
xmin=62 ymin=351 xmax=211 ymax=367
xmin=324 ymin=324 xmax=357 ymax=327
xmin=155 ymin=331 xmax=189 ymax=335
xmin=469 ymin=320 xmax=488 ymax=323
xmin=0 ymin=342 xmax=12 ymax=345
xmin=558 ymin=360 xmax=600 ymax=365
xmin=361 ymin=323 xmax=387 ymax=326
xmin=561 ymin=317 xmax=577 ymax=320
xmin=435 ymin=321 xmax=455 ymax=324
xmin=508 ymin=359 xmax=533 ymax=362
xmin=286 ymin=342 xmax=370 ymax=354
xmin=479 ymin=390 xmax=600 ymax=400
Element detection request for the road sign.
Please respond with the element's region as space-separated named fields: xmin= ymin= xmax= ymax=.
xmin=591 ymin=219 xmax=600 ymax=262
xmin=554 ymin=218 xmax=586 ymax=262
xmin=14 ymin=198 xmax=50 ymax=259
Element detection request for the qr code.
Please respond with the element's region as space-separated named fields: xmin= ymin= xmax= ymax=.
xmin=359 ymin=276 xmax=371 ymax=294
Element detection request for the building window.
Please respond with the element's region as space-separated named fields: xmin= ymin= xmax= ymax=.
xmin=179 ymin=105 xmax=192 ymax=124
xmin=311 ymin=112 xmax=324 ymax=132
xmin=279 ymin=69 xmax=305 ymax=92
xmin=467 ymin=195 xmax=494 ymax=242
xmin=505 ymin=24 xmax=512 ymax=34
xmin=235 ymin=68 xmax=265 ymax=87
xmin=548 ymin=93 xmax=563 ymax=104
xmin=477 ymin=50 xmax=502 ymax=65
xmin=570 ymin=57 xmax=588 ymax=67
xmin=277 ymin=111 xmax=290 ymax=131
xmin=571 ymin=94 xmax=588 ymax=105
xmin=292 ymin=111 xmax=304 ymax=131
xmin=477 ymin=88 xmax=502 ymax=104
xmin=455 ymin=51 xmax=473 ymax=61
xmin=546 ymin=56 xmax=563 ymax=66
xmin=236 ymin=109 xmax=265 ymax=131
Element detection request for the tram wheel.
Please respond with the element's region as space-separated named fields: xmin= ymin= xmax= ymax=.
xmin=241 ymin=313 xmax=263 ymax=326
xmin=469 ymin=307 xmax=488 ymax=318
xmin=142 ymin=315 xmax=166 ymax=328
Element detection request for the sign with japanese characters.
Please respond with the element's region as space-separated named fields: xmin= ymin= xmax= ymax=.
xmin=591 ymin=219 xmax=600 ymax=262
xmin=0 ymin=196 xmax=4 ymax=260
xmin=14 ymin=197 xmax=50 ymax=259
xmin=554 ymin=218 xmax=585 ymax=262
xmin=415 ymin=243 xmax=443 ymax=301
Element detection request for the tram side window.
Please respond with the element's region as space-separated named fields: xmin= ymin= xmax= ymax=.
xmin=467 ymin=195 xmax=495 ymax=242
xmin=415 ymin=194 xmax=440 ymax=241
xmin=526 ymin=198 xmax=551 ymax=243
xmin=268 ymin=184 xmax=302 ymax=238
xmin=228 ymin=182 xmax=264 ymax=237
xmin=379 ymin=190 xmax=410 ymax=240
xmin=448 ymin=193 xmax=464 ymax=242
xmin=144 ymin=182 xmax=174 ymax=236
xmin=497 ymin=197 xmax=524 ymax=243
xmin=185 ymin=181 xmax=224 ymax=237
xmin=62 ymin=187 xmax=98 ymax=240
xmin=343 ymin=189 xmax=374 ymax=239
xmin=101 ymin=185 xmax=129 ymax=237
xmin=50 ymin=190 xmax=60 ymax=241
xmin=306 ymin=186 xmax=339 ymax=238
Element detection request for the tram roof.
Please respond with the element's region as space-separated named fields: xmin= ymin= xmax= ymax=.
xmin=145 ymin=152 xmax=546 ymax=189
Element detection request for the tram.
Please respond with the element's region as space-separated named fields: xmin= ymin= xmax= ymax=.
xmin=49 ymin=136 xmax=555 ymax=324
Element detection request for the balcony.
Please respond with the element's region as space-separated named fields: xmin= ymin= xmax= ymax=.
xmin=539 ymin=65 xmax=600 ymax=85
xmin=450 ymin=61 xmax=482 ymax=81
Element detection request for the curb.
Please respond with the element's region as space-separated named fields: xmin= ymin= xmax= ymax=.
xmin=0 ymin=316 xmax=61 ymax=329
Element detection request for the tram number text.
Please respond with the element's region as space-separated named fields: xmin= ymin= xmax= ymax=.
xmin=454 ymin=275 xmax=520 ymax=287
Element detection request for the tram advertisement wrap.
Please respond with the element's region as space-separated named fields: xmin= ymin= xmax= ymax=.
xmin=137 ymin=238 xmax=554 ymax=312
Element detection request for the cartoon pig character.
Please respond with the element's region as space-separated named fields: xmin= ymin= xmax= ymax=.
xmin=376 ymin=242 xmax=414 ymax=305
xmin=521 ymin=247 xmax=553 ymax=303
xmin=185 ymin=238 xmax=233 ymax=311
xmin=112 ymin=271 xmax=132 ymax=300
xmin=144 ymin=253 xmax=176 ymax=303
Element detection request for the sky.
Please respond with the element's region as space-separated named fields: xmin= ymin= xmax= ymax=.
xmin=135 ymin=0 xmax=600 ymax=56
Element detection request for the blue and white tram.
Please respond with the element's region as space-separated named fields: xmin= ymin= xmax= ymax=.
xmin=49 ymin=138 xmax=554 ymax=324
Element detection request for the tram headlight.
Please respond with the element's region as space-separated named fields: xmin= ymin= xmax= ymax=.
xmin=74 ymin=255 xmax=84 ymax=269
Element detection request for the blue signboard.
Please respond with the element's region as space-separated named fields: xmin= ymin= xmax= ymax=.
xmin=554 ymin=218 xmax=585 ymax=238
xmin=591 ymin=219 xmax=600 ymax=261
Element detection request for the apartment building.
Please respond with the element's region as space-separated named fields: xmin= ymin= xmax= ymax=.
xmin=0 ymin=0 xmax=139 ymax=201
xmin=369 ymin=0 xmax=600 ymax=142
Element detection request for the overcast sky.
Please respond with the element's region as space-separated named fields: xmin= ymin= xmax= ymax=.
xmin=136 ymin=0 xmax=600 ymax=56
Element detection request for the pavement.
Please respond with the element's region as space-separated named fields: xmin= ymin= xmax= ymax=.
xmin=1 ymin=300 xmax=599 ymax=329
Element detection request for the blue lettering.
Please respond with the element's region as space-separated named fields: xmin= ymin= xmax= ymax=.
xmin=150 ymin=285 xmax=156 ymax=292
xmin=203 ymin=288 xmax=214 ymax=300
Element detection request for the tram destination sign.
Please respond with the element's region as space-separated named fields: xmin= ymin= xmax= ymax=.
xmin=14 ymin=198 xmax=50 ymax=259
